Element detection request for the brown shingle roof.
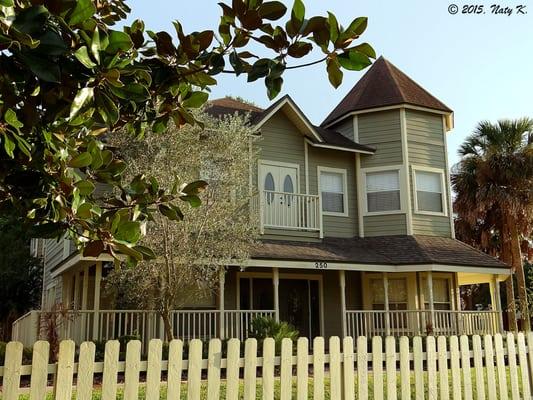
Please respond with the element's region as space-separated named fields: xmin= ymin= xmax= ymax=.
xmin=252 ymin=235 xmax=508 ymax=269
xmin=322 ymin=57 xmax=452 ymax=126
xmin=205 ymin=97 xmax=264 ymax=120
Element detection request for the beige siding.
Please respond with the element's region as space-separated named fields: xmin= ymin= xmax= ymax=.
xmin=406 ymin=110 xmax=452 ymax=237
xmin=258 ymin=111 xmax=306 ymax=193
xmin=308 ymin=147 xmax=358 ymax=238
xmin=364 ymin=214 xmax=407 ymax=236
xmin=358 ymin=110 xmax=403 ymax=168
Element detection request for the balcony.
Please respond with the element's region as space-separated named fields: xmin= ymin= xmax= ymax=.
xmin=252 ymin=190 xmax=322 ymax=235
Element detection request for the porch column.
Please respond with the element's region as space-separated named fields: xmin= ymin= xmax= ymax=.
xmin=383 ymin=273 xmax=390 ymax=336
xmin=219 ymin=268 xmax=226 ymax=340
xmin=73 ymin=270 xmax=81 ymax=310
xmin=492 ymin=276 xmax=505 ymax=334
xmin=81 ymin=265 xmax=89 ymax=309
xmin=427 ymin=271 xmax=435 ymax=333
xmin=339 ymin=270 xmax=347 ymax=337
xmin=273 ymin=268 xmax=280 ymax=322
xmin=92 ymin=262 xmax=102 ymax=340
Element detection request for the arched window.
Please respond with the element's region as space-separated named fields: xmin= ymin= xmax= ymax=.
xmin=264 ymin=173 xmax=275 ymax=204
xmin=283 ymin=175 xmax=294 ymax=206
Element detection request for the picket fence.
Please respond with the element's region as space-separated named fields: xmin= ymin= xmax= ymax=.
xmin=1 ymin=333 xmax=533 ymax=400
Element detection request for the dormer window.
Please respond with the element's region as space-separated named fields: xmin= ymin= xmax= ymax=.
xmin=413 ymin=167 xmax=447 ymax=215
xmin=365 ymin=169 xmax=401 ymax=213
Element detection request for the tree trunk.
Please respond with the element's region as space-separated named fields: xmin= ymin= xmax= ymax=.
xmin=509 ymin=216 xmax=530 ymax=331
xmin=501 ymin=217 xmax=518 ymax=332
xmin=161 ymin=308 xmax=174 ymax=342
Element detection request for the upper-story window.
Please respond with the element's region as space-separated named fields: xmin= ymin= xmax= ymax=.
xmin=318 ymin=167 xmax=348 ymax=216
xmin=413 ymin=167 xmax=446 ymax=215
xmin=365 ymin=170 xmax=401 ymax=213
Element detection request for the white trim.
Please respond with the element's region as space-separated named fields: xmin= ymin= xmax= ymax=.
xmin=244 ymin=259 xmax=511 ymax=275
xmin=304 ymin=138 xmax=374 ymax=155
xmin=411 ymin=165 xmax=448 ymax=217
xmin=254 ymin=96 xmax=323 ymax=143
xmin=323 ymin=104 xmax=453 ymax=129
xmin=442 ymin=115 xmax=456 ymax=238
xmin=51 ymin=253 xmax=113 ymax=278
xmin=399 ymin=109 xmax=414 ymax=235
xmin=353 ymin=115 xmax=359 ymax=142
xmin=304 ymin=141 xmax=309 ymax=194
xmin=360 ymin=165 xmax=405 ymax=216
xmin=317 ymin=166 xmax=349 ymax=217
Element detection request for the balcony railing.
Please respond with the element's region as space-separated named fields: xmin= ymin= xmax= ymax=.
xmin=253 ymin=190 xmax=322 ymax=234
xmin=346 ymin=309 xmax=502 ymax=337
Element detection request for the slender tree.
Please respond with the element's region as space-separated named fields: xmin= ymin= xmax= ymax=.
xmin=452 ymin=118 xmax=533 ymax=331
xmin=104 ymin=110 xmax=258 ymax=340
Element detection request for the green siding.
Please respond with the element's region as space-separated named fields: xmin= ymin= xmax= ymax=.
xmin=364 ymin=214 xmax=407 ymax=236
xmin=308 ymin=147 xmax=358 ymax=238
xmin=258 ymin=112 xmax=306 ymax=193
xmin=406 ymin=110 xmax=452 ymax=237
xmin=358 ymin=110 xmax=403 ymax=168
xmin=331 ymin=118 xmax=354 ymax=141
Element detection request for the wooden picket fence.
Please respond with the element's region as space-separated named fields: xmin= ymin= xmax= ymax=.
xmin=1 ymin=333 xmax=533 ymax=399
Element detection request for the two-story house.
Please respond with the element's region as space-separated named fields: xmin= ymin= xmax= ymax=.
xmin=14 ymin=57 xmax=510 ymax=347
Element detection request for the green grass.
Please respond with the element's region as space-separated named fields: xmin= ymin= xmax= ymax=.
xmin=8 ymin=367 xmax=528 ymax=400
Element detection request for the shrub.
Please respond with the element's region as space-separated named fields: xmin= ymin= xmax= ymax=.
xmin=248 ymin=316 xmax=298 ymax=353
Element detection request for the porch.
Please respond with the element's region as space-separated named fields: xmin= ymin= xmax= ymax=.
xmin=13 ymin=264 xmax=507 ymax=347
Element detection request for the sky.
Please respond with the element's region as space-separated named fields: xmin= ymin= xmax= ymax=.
xmin=125 ymin=0 xmax=533 ymax=167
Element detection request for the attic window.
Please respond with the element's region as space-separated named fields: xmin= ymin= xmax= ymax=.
xmin=365 ymin=170 xmax=401 ymax=213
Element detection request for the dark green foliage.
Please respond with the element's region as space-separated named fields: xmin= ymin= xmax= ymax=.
xmin=0 ymin=1 xmax=374 ymax=264
xmin=249 ymin=316 xmax=299 ymax=353
xmin=0 ymin=218 xmax=42 ymax=341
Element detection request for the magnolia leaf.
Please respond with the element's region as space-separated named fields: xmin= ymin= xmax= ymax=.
xmin=182 ymin=92 xmax=209 ymax=109
xmin=75 ymin=180 xmax=95 ymax=195
xmin=83 ymin=240 xmax=105 ymax=257
xmin=326 ymin=57 xmax=343 ymax=88
xmin=338 ymin=49 xmax=372 ymax=71
xmin=74 ymin=46 xmax=97 ymax=68
xmin=115 ymin=221 xmax=142 ymax=243
xmin=69 ymin=0 xmax=96 ymax=25
xmin=69 ymin=87 xmax=94 ymax=119
xmin=106 ymin=30 xmax=133 ymax=53
xmin=76 ymin=202 xmax=92 ymax=219
xmin=109 ymin=83 xmax=149 ymax=102
xmin=5 ymin=108 xmax=23 ymax=129
xmin=68 ymin=152 xmax=93 ymax=168
xmin=258 ymin=1 xmax=287 ymax=20
xmin=3 ymin=134 xmax=15 ymax=158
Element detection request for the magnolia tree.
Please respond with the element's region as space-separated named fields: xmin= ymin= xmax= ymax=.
xmin=0 ymin=0 xmax=375 ymax=263
xmin=105 ymin=110 xmax=258 ymax=339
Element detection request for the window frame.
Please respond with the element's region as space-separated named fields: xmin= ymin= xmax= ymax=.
xmin=418 ymin=272 xmax=455 ymax=311
xmin=412 ymin=165 xmax=448 ymax=217
xmin=361 ymin=165 xmax=405 ymax=216
xmin=317 ymin=166 xmax=349 ymax=217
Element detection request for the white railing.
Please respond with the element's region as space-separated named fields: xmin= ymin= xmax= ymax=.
xmin=12 ymin=309 xmax=275 ymax=347
xmin=346 ymin=309 xmax=502 ymax=337
xmin=256 ymin=190 xmax=321 ymax=232
xmin=223 ymin=310 xmax=276 ymax=340
xmin=11 ymin=311 xmax=40 ymax=347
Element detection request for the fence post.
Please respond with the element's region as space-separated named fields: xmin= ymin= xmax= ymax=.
xmin=30 ymin=310 xmax=40 ymax=343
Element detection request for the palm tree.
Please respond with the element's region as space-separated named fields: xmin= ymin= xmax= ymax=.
xmin=452 ymin=118 xmax=533 ymax=331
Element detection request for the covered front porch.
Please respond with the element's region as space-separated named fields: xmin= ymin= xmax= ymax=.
xmin=13 ymin=260 xmax=508 ymax=348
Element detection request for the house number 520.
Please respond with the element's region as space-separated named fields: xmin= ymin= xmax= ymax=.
xmin=314 ymin=262 xmax=328 ymax=269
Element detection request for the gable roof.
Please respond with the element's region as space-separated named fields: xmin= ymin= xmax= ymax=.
xmin=322 ymin=56 xmax=453 ymax=127
xmin=252 ymin=235 xmax=508 ymax=269
xmin=206 ymin=95 xmax=375 ymax=154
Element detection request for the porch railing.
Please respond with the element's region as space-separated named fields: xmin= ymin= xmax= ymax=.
xmin=12 ymin=309 xmax=275 ymax=348
xmin=346 ymin=309 xmax=502 ymax=337
xmin=253 ymin=190 xmax=321 ymax=233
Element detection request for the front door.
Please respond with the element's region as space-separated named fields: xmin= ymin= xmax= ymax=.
xmin=279 ymin=279 xmax=320 ymax=340
xmin=260 ymin=162 xmax=298 ymax=228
